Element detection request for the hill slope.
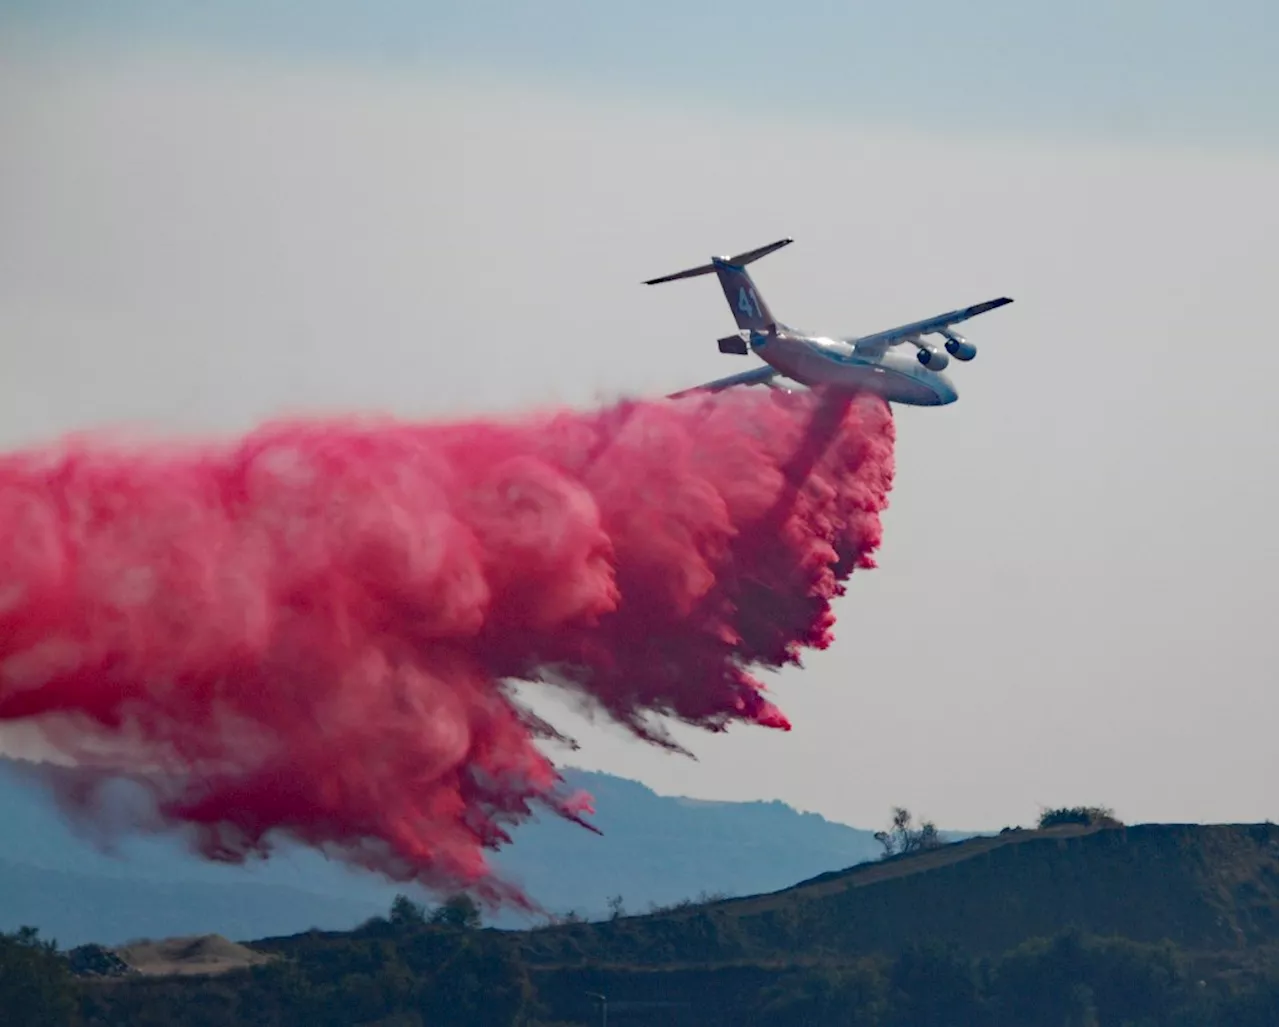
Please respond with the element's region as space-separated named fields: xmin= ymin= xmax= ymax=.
xmin=515 ymin=821 xmax=1279 ymax=968
xmin=0 ymin=758 xmax=886 ymax=944
xmin=489 ymin=769 xmax=888 ymax=919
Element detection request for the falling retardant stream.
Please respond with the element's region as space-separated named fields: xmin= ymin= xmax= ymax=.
xmin=0 ymin=388 xmax=894 ymax=909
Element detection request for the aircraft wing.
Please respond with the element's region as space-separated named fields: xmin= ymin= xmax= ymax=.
xmin=851 ymin=297 xmax=1013 ymax=354
xmin=667 ymin=365 xmax=778 ymax=399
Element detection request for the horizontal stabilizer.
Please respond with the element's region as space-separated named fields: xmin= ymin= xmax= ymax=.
xmin=644 ymin=237 xmax=793 ymax=285
xmin=723 ymin=237 xmax=794 ymax=267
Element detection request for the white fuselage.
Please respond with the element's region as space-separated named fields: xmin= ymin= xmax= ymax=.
xmin=752 ymin=329 xmax=958 ymax=406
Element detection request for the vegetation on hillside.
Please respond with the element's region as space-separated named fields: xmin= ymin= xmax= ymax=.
xmin=387 ymin=893 xmax=483 ymax=931
xmin=873 ymin=806 xmax=943 ymax=858
xmin=3 ymin=917 xmax=1274 ymax=1027
xmin=1038 ymin=805 xmax=1124 ymax=829
xmin=0 ymin=926 xmax=81 ymax=1026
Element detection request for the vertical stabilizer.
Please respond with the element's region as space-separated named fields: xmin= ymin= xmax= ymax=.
xmin=711 ymin=258 xmax=776 ymax=332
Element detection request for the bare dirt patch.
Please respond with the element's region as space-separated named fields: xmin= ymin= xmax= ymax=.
xmin=115 ymin=934 xmax=274 ymax=977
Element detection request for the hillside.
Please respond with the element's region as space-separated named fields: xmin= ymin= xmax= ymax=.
xmin=0 ymin=758 xmax=886 ymax=944
xmin=50 ymin=819 xmax=1275 ymax=1026
xmin=489 ymin=769 xmax=891 ymax=919
xmin=513 ymin=821 xmax=1279 ymax=967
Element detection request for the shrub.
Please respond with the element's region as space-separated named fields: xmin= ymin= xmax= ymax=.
xmin=1038 ymin=806 xmax=1123 ymax=829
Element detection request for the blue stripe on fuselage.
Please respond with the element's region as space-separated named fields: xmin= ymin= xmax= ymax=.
xmin=751 ymin=335 xmax=955 ymax=404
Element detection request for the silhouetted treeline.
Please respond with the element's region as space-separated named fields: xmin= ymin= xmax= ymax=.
xmin=2 ymin=920 xmax=1275 ymax=1027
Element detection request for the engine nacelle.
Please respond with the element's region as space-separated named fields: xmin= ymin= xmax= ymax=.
xmin=916 ymin=345 xmax=950 ymax=371
xmin=942 ymin=331 xmax=977 ymax=361
xmin=717 ymin=334 xmax=749 ymax=355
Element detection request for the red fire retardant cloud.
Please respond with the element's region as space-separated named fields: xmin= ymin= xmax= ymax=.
xmin=0 ymin=389 xmax=894 ymax=908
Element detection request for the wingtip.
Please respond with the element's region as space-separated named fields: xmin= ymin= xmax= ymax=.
xmin=979 ymin=296 xmax=1015 ymax=312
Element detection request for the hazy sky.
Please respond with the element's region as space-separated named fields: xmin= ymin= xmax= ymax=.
xmin=0 ymin=4 xmax=1275 ymax=832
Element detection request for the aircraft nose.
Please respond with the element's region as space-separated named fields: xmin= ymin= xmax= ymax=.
xmin=934 ymin=374 xmax=959 ymax=405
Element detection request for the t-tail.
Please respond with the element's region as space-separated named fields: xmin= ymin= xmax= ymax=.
xmin=643 ymin=238 xmax=792 ymax=333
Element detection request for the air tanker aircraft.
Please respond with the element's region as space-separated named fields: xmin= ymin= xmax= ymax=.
xmin=646 ymin=238 xmax=1012 ymax=406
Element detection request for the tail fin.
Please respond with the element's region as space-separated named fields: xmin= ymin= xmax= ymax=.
xmin=643 ymin=238 xmax=792 ymax=332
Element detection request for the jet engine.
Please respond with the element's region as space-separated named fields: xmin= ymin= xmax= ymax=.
xmin=916 ymin=345 xmax=950 ymax=371
xmin=942 ymin=330 xmax=977 ymax=361
xmin=717 ymin=334 xmax=749 ymax=355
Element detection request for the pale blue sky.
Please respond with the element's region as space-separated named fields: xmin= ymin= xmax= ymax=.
xmin=4 ymin=0 xmax=1276 ymax=150
xmin=0 ymin=4 xmax=1275 ymax=831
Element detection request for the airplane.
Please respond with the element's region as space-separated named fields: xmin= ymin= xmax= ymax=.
xmin=644 ymin=238 xmax=1012 ymax=406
